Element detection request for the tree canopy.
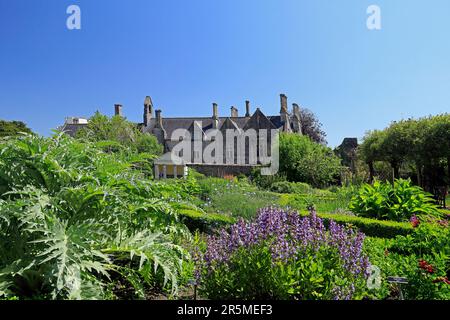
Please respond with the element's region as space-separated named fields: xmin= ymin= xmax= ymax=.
xmin=300 ymin=108 xmax=327 ymax=145
xmin=279 ymin=133 xmax=342 ymax=188
xmin=0 ymin=119 xmax=33 ymax=138
xmin=359 ymin=114 xmax=450 ymax=192
xmin=75 ymin=112 xmax=163 ymax=156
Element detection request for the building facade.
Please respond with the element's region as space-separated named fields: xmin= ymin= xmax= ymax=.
xmin=59 ymin=93 xmax=304 ymax=177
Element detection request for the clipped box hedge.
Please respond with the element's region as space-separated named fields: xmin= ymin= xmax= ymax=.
xmin=172 ymin=202 xmax=236 ymax=232
xmin=297 ymin=210 xmax=412 ymax=238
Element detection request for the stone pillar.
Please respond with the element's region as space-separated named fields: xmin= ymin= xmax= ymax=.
xmin=154 ymin=165 xmax=160 ymax=180
xmin=173 ymin=165 xmax=177 ymax=178
xmin=163 ymin=165 xmax=167 ymax=179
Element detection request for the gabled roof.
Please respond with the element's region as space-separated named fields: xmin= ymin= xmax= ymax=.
xmin=243 ymin=108 xmax=277 ymax=131
xmin=220 ymin=118 xmax=241 ymax=132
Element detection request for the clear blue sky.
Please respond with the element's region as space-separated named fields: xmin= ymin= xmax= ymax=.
xmin=0 ymin=0 xmax=449 ymax=147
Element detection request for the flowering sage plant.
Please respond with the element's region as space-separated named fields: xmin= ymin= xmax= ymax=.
xmin=194 ymin=207 xmax=371 ymax=300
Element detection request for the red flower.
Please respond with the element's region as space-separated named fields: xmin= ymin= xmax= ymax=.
xmin=418 ymin=259 xmax=434 ymax=274
xmin=410 ymin=215 xmax=420 ymax=228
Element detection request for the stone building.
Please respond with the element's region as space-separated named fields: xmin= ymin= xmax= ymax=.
xmin=59 ymin=94 xmax=304 ymax=177
xmin=142 ymin=94 xmax=303 ymax=177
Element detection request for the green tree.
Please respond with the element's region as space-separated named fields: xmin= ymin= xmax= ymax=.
xmin=279 ymin=133 xmax=342 ymax=188
xmin=0 ymin=119 xmax=32 ymax=138
xmin=359 ymin=130 xmax=385 ymax=183
xmin=75 ymin=112 xmax=163 ymax=156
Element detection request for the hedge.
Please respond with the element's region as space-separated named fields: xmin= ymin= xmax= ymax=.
xmin=297 ymin=210 xmax=412 ymax=238
xmin=172 ymin=203 xmax=236 ymax=232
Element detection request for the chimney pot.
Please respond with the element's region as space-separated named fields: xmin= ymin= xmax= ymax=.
xmin=245 ymin=100 xmax=251 ymax=117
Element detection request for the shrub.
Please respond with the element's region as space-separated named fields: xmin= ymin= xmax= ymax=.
xmin=194 ymin=208 xmax=371 ymax=300
xmin=250 ymin=168 xmax=287 ymax=190
xmin=349 ymin=179 xmax=441 ymax=222
xmin=270 ymin=181 xmax=312 ymax=194
xmin=365 ymin=221 xmax=450 ymax=300
xmin=279 ymin=133 xmax=342 ymax=188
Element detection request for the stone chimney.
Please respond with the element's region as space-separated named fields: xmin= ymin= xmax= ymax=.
xmin=152 ymin=109 xmax=166 ymax=145
xmin=280 ymin=94 xmax=288 ymax=114
xmin=212 ymin=103 xmax=219 ymax=128
xmin=292 ymin=103 xmax=300 ymax=118
xmin=292 ymin=103 xmax=302 ymax=135
xmin=143 ymin=96 xmax=153 ymax=126
xmin=114 ymin=104 xmax=123 ymax=117
xmin=230 ymin=106 xmax=238 ymax=117
xmin=245 ymin=100 xmax=251 ymax=117
xmin=155 ymin=109 xmax=163 ymax=128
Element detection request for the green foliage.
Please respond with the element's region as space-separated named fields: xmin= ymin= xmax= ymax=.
xmin=277 ymin=185 xmax=356 ymax=214
xmin=200 ymin=244 xmax=363 ymax=300
xmin=0 ymin=133 xmax=189 ymax=299
xmin=359 ymin=114 xmax=450 ymax=189
xmin=75 ymin=112 xmax=163 ymax=156
xmin=365 ymin=221 xmax=450 ymax=300
xmin=250 ymin=168 xmax=287 ymax=190
xmin=295 ymin=211 xmax=412 ymax=238
xmin=279 ymin=133 xmax=342 ymax=188
xmin=269 ymin=181 xmax=312 ymax=194
xmin=349 ymin=179 xmax=441 ymax=221
xmin=0 ymin=120 xmax=33 ymax=138
xmin=170 ymin=202 xmax=235 ymax=232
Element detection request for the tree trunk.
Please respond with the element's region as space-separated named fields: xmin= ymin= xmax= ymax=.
xmin=368 ymin=161 xmax=374 ymax=183
xmin=391 ymin=162 xmax=399 ymax=182
xmin=394 ymin=166 xmax=399 ymax=179
xmin=416 ymin=162 xmax=422 ymax=187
